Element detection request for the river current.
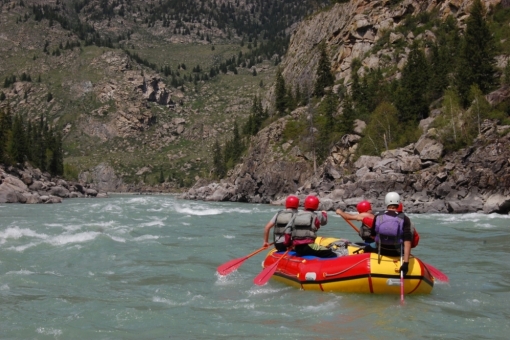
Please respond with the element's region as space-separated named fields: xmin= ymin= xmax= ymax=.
xmin=1 ymin=195 xmax=509 ymax=339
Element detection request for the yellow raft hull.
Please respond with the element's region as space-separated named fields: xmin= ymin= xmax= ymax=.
xmin=262 ymin=237 xmax=434 ymax=294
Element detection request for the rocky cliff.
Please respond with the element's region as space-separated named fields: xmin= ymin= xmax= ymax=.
xmin=184 ymin=0 xmax=510 ymax=214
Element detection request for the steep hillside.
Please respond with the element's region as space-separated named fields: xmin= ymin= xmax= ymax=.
xmin=0 ymin=0 xmax=328 ymax=190
xmin=185 ymin=0 xmax=510 ymax=214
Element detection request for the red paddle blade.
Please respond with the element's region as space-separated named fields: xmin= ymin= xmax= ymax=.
xmin=425 ymin=263 xmax=449 ymax=283
xmin=217 ymin=257 xmax=247 ymax=276
xmin=253 ymin=261 xmax=279 ymax=286
xmin=253 ymin=250 xmax=290 ymax=286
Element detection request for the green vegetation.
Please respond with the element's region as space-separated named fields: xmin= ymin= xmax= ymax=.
xmin=2 ymin=0 xmax=510 ymax=188
xmin=0 ymin=107 xmax=63 ymax=175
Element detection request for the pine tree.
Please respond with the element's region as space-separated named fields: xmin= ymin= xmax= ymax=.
xmin=9 ymin=114 xmax=27 ymax=164
xmin=314 ymin=43 xmax=334 ymax=97
xmin=213 ymin=140 xmax=225 ymax=178
xmin=395 ymin=42 xmax=430 ymax=123
xmin=275 ymin=68 xmax=287 ymax=116
xmin=455 ymin=0 xmax=497 ymax=106
xmin=316 ymin=93 xmax=337 ymax=162
xmin=340 ymin=95 xmax=356 ymax=135
xmin=49 ymin=132 xmax=64 ymax=176
xmin=231 ymin=121 xmax=243 ymax=162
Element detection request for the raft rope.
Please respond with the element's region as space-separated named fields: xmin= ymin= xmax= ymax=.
xmin=323 ymin=258 xmax=370 ymax=277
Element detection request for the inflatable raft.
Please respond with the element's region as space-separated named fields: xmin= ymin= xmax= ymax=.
xmin=261 ymin=236 xmax=434 ymax=294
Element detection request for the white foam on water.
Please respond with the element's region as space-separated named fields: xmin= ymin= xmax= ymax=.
xmin=148 ymin=208 xmax=163 ymax=212
xmin=214 ymin=272 xmax=243 ymax=285
xmin=100 ymin=204 xmax=123 ymax=213
xmin=177 ymin=236 xmax=196 ymax=240
xmin=182 ymin=222 xmax=190 ymax=226
xmin=127 ymin=197 xmax=152 ymax=204
xmin=299 ymin=300 xmax=338 ymax=312
xmin=138 ymin=218 xmax=167 ymax=228
xmin=467 ymin=299 xmax=481 ymax=306
xmin=36 ymin=327 xmax=62 ymax=336
xmin=152 ymin=296 xmax=189 ymax=306
xmin=103 ymin=271 xmax=115 ymax=275
xmin=0 ymin=226 xmax=49 ymax=243
xmin=44 ymin=223 xmax=65 ymax=227
xmin=476 ymin=223 xmax=497 ymax=229
xmin=247 ymin=286 xmax=288 ymax=296
xmin=6 ymin=269 xmax=35 ymax=275
xmin=8 ymin=242 xmax=38 ymax=252
xmin=44 ymin=271 xmax=63 ymax=277
xmin=109 ymin=235 xmax=126 ymax=243
xmin=47 ymin=231 xmax=101 ymax=246
xmin=133 ymin=235 xmax=160 ymax=241
xmin=174 ymin=206 xmax=223 ymax=216
xmin=0 ymin=284 xmax=9 ymax=290
xmin=223 ymin=235 xmax=235 ymax=239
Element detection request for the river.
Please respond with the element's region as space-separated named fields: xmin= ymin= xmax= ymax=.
xmin=1 ymin=195 xmax=509 ymax=339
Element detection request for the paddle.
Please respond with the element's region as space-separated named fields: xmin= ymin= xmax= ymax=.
xmin=424 ymin=263 xmax=449 ymax=283
xmin=217 ymin=243 xmax=273 ymax=276
xmin=253 ymin=249 xmax=291 ymax=286
xmin=341 ymin=215 xmax=360 ymax=234
xmin=400 ymin=244 xmax=405 ymax=304
xmin=340 ymin=215 xmax=449 ymax=283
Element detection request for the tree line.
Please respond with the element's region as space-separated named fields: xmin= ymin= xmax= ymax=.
xmin=273 ymin=0 xmax=508 ymax=163
xmin=212 ymin=95 xmax=268 ymax=178
xmin=0 ymin=106 xmax=64 ymax=176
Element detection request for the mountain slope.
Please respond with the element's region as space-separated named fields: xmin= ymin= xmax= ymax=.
xmin=0 ymin=0 xmax=329 ymax=189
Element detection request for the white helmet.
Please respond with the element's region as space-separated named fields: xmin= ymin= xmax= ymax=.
xmin=385 ymin=192 xmax=400 ymax=207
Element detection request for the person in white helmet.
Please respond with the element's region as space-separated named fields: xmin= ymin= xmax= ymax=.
xmin=366 ymin=192 xmax=413 ymax=277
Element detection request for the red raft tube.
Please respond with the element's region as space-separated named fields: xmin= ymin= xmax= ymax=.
xmin=261 ymin=236 xmax=434 ymax=294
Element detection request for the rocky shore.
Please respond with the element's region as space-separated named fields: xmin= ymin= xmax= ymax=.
xmin=183 ymin=118 xmax=510 ymax=215
xmin=0 ymin=164 xmax=108 ymax=204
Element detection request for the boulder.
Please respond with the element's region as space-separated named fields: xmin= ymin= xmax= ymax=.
xmin=483 ymin=194 xmax=510 ymax=214
xmin=415 ymin=132 xmax=444 ymax=161
xmin=354 ymin=155 xmax=381 ymax=170
xmin=85 ymin=189 xmax=98 ymax=197
xmin=447 ymin=199 xmax=483 ymax=213
xmin=49 ymin=186 xmax=70 ymax=198
xmin=205 ymin=186 xmax=233 ymax=201
xmin=399 ymin=155 xmax=421 ymax=173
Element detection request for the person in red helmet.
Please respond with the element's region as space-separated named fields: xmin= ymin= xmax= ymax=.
xmin=335 ymin=200 xmax=375 ymax=243
xmin=290 ymin=195 xmax=336 ymax=258
xmin=263 ymin=195 xmax=300 ymax=251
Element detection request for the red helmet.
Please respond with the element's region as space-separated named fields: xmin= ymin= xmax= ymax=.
xmin=356 ymin=200 xmax=372 ymax=213
xmin=304 ymin=195 xmax=320 ymax=211
xmin=397 ymin=202 xmax=404 ymax=212
xmin=285 ymin=195 xmax=299 ymax=209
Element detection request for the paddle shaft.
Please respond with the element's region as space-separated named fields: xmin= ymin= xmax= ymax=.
xmin=342 ymin=216 xmax=360 ymax=234
xmin=217 ymin=243 xmax=273 ymax=275
xmin=400 ymin=244 xmax=405 ymax=304
xmin=253 ymin=249 xmax=291 ymax=286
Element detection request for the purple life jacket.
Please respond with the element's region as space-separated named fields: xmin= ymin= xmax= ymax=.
xmin=374 ymin=213 xmax=404 ymax=245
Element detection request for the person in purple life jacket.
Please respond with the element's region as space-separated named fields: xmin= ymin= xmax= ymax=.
xmin=365 ymin=192 xmax=413 ymax=276
xmin=335 ymin=200 xmax=375 ymax=243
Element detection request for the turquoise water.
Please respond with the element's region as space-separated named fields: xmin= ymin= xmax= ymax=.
xmin=1 ymin=195 xmax=509 ymax=339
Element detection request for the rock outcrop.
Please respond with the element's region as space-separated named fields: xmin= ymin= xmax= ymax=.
xmin=0 ymin=163 xmax=108 ymax=204
xmin=184 ymin=117 xmax=510 ymax=214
